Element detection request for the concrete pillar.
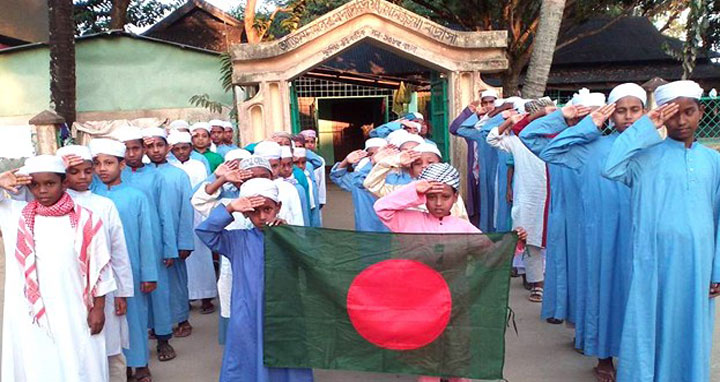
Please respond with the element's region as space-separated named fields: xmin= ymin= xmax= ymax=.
xmin=28 ymin=110 xmax=64 ymax=154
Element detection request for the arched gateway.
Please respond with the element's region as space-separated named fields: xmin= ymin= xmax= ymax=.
xmin=230 ymin=0 xmax=507 ymax=180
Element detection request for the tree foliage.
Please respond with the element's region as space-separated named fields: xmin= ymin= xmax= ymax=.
xmin=73 ymin=0 xmax=181 ymax=35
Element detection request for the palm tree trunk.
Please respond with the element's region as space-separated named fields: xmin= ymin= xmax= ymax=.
xmin=48 ymin=0 xmax=76 ymax=125
xmin=522 ymin=0 xmax=566 ymax=98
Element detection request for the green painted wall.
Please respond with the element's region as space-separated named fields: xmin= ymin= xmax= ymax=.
xmin=0 ymin=48 xmax=51 ymax=117
xmin=0 ymin=36 xmax=232 ymax=117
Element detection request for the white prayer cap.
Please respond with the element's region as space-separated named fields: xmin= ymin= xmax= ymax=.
xmin=410 ymin=112 xmax=424 ymax=120
xmin=222 ymin=121 xmax=234 ymax=130
xmin=481 ymin=89 xmax=499 ymax=99
xmin=254 ymin=141 xmax=282 ymax=160
xmin=365 ymin=138 xmax=387 ymax=150
xmin=89 ymin=138 xmax=126 ymax=158
xmin=503 ymin=96 xmax=527 ymax=113
xmin=56 ymin=145 xmax=92 ymax=162
xmin=240 ymin=178 xmax=279 ymax=203
xmin=142 ymin=127 xmax=167 ymax=139
xmin=412 ymin=142 xmax=442 ymax=158
xmin=18 ymin=155 xmax=66 ymax=175
xmin=167 ymin=131 xmax=192 ymax=146
xmin=570 ymin=88 xmax=606 ymax=107
xmin=224 ymin=149 xmax=251 ymax=163
xmin=608 ymin=83 xmax=647 ymax=106
xmin=398 ymin=134 xmax=425 ymax=149
xmin=294 ymin=147 xmax=307 ymax=158
xmin=280 ymin=145 xmax=293 ymax=159
xmin=386 ymin=129 xmax=409 ymax=147
xmin=209 ymin=119 xmax=225 ymax=127
xmin=654 ymin=80 xmax=704 ymax=106
xmin=239 ymin=155 xmax=272 ymax=173
xmin=190 ymin=122 xmax=211 ymax=134
xmin=401 ymin=120 xmax=422 ymax=132
xmin=168 ymin=120 xmax=189 ymax=130
xmin=117 ymin=128 xmax=144 ymax=142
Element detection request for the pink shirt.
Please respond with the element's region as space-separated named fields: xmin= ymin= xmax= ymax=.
xmin=374 ymin=183 xmax=481 ymax=234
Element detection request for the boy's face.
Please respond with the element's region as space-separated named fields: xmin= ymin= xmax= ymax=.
xmin=400 ymin=142 xmax=420 ymax=151
xmin=612 ymin=96 xmax=645 ymax=133
xmin=210 ymin=126 xmax=224 ymax=145
xmin=304 ymin=138 xmax=317 ymax=151
xmin=171 ymin=143 xmax=193 ymax=163
xmin=144 ymin=137 xmax=169 ymax=164
xmin=425 ymin=183 xmax=457 ymax=219
xmin=665 ymin=97 xmax=703 ymax=142
xmin=272 ymin=136 xmax=291 ymax=146
xmin=93 ymin=154 xmax=124 ymax=185
xmin=29 ymin=172 xmax=65 ymax=207
xmin=294 ymin=157 xmax=307 ymax=170
xmin=279 ymin=158 xmax=293 ymax=178
xmin=409 ymin=153 xmax=441 ymax=178
xmin=124 ymin=139 xmax=145 ymax=168
xmin=223 ymin=128 xmax=233 ymax=144
xmin=192 ymin=129 xmax=211 ymax=150
xmin=249 ymin=167 xmax=273 ymax=181
xmin=480 ymin=96 xmax=496 ymax=111
xmin=64 ymin=160 xmax=94 ymax=191
xmin=267 ymin=158 xmax=280 ymax=178
xmin=244 ymin=197 xmax=281 ymax=228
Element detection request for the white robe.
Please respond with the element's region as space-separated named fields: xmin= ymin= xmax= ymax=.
xmin=172 ymin=159 xmax=218 ymax=299
xmin=1 ymin=192 xmax=116 ymax=382
xmin=314 ymin=157 xmax=327 ymax=205
xmin=275 ymin=179 xmax=305 ymax=226
xmin=487 ymin=128 xmax=548 ymax=247
xmin=67 ymin=189 xmax=134 ymax=356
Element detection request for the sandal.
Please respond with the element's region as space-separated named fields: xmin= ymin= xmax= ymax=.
xmin=593 ymin=366 xmax=616 ymax=382
xmin=529 ymin=287 xmax=544 ymax=303
xmin=201 ymin=303 xmax=216 ymax=315
xmin=546 ymin=318 xmax=564 ymax=325
xmin=135 ymin=369 xmax=153 ymax=382
xmin=148 ymin=329 xmax=156 ymax=340
xmin=173 ymin=322 xmax=193 ymax=338
xmin=157 ymin=342 xmax=176 ymax=362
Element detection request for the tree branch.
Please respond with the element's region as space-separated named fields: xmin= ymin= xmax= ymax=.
xmin=554 ymin=7 xmax=632 ymax=51
xmin=257 ymin=5 xmax=293 ymax=41
xmin=408 ymin=0 xmax=469 ymax=29
xmin=658 ymin=8 xmax=682 ymax=33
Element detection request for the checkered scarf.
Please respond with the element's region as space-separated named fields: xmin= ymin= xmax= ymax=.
xmin=419 ymin=163 xmax=460 ymax=191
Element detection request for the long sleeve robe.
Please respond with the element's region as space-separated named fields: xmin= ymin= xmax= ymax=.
xmin=93 ymin=183 xmax=157 ymax=367
xmin=195 ymin=206 xmax=314 ymax=382
xmin=1 ymin=191 xmax=116 ymax=382
xmin=374 ymin=182 xmax=479 ymax=234
xmin=603 ymin=116 xmax=720 ymax=382
xmin=67 ymin=189 xmax=134 ymax=357
xmin=486 ymin=127 xmax=547 ymax=248
xmin=121 ymin=165 xmax=175 ymax=336
xmin=172 ymin=158 xmax=218 ymax=301
xmin=456 ymin=113 xmax=513 ymax=232
xmin=330 ymin=161 xmax=388 ymax=232
xmin=519 ymin=110 xmax=582 ymax=323
xmin=537 ymin=115 xmax=632 ymax=358
xmin=449 ymin=107 xmax=480 ymax=222
xmin=152 ymin=162 xmax=195 ymax=324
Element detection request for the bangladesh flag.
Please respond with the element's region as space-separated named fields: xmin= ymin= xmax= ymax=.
xmin=263 ymin=226 xmax=517 ymax=380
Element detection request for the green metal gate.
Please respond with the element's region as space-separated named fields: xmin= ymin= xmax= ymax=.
xmin=429 ymin=73 xmax=449 ymax=159
xmin=290 ymin=82 xmax=301 ymax=134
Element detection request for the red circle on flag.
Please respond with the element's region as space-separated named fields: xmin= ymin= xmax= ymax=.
xmin=346 ymin=259 xmax=452 ymax=350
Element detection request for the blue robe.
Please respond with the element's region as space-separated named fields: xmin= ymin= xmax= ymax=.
xmin=519 ymin=110 xmax=583 ymax=323
xmin=196 ymin=206 xmax=314 ymax=382
xmin=152 ymin=162 xmax=195 ymax=324
xmin=456 ymin=113 xmax=510 ymax=233
xmin=330 ymin=161 xmax=388 ymax=232
xmin=603 ymin=116 xmax=720 ymax=382
xmin=121 ymin=165 xmax=177 ymax=336
xmin=539 ymin=115 xmax=633 ymax=358
xmin=216 ymin=144 xmax=239 ymax=159
xmin=94 ymin=183 xmax=157 ymax=367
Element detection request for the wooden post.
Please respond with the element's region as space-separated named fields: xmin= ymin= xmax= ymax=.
xmin=29 ymin=110 xmax=65 ymax=154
